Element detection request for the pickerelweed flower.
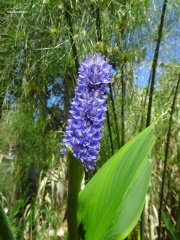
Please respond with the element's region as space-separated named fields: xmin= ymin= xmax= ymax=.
xmin=61 ymin=53 xmax=111 ymax=171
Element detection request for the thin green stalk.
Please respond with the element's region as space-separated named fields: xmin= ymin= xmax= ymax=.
xmin=109 ymin=83 xmax=121 ymax=149
xmin=106 ymin=108 xmax=115 ymax=155
xmin=94 ymin=4 xmax=115 ymax=154
xmin=121 ymin=66 xmax=125 ymax=147
xmin=95 ymin=6 xmax=102 ymax=41
xmin=140 ymin=1 xmax=168 ymax=239
xmin=140 ymin=208 xmax=145 ymax=240
xmin=158 ymin=74 xmax=180 ymax=240
xmin=176 ymin=191 xmax=180 ymax=234
xmin=67 ymin=148 xmax=84 ymax=240
xmin=175 ymin=130 xmax=180 ymax=232
xmin=0 ymin=92 xmax=5 ymax=120
xmin=146 ymin=0 xmax=168 ymax=127
xmin=64 ymin=0 xmax=79 ymax=75
xmin=139 ymin=74 xmax=151 ymax=132
xmin=0 ymin=201 xmax=15 ymax=240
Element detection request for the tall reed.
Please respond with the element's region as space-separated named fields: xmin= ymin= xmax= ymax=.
xmin=158 ymin=74 xmax=180 ymax=240
xmin=140 ymin=0 xmax=168 ymax=239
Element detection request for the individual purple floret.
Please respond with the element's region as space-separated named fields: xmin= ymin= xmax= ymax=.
xmin=60 ymin=53 xmax=111 ymax=171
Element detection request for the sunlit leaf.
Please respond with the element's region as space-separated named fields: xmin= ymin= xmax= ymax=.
xmin=78 ymin=123 xmax=156 ymax=240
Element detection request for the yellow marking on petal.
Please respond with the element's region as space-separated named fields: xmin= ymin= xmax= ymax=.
xmin=95 ymin=92 xmax=99 ymax=97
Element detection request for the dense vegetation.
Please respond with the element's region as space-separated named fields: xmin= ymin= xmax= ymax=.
xmin=0 ymin=0 xmax=179 ymax=239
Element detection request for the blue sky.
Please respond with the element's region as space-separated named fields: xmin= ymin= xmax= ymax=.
xmin=135 ymin=1 xmax=180 ymax=87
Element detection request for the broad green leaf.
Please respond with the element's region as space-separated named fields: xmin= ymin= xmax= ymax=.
xmin=78 ymin=123 xmax=156 ymax=240
xmin=162 ymin=211 xmax=179 ymax=240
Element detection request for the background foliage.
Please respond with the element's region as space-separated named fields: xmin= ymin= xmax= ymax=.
xmin=0 ymin=0 xmax=179 ymax=239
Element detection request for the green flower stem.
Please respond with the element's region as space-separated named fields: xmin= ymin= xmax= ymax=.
xmin=0 ymin=201 xmax=15 ymax=240
xmin=67 ymin=149 xmax=84 ymax=240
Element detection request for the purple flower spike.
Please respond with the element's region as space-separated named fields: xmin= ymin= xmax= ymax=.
xmin=61 ymin=53 xmax=111 ymax=171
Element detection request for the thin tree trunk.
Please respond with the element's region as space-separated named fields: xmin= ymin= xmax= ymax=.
xmin=139 ymin=73 xmax=151 ymax=132
xmin=0 ymin=92 xmax=6 ymax=120
xmin=121 ymin=66 xmax=125 ymax=147
xmin=64 ymin=0 xmax=79 ymax=76
xmin=176 ymin=137 xmax=180 ymax=233
xmin=94 ymin=4 xmax=115 ymax=154
xmin=109 ymin=83 xmax=120 ymax=149
xmin=176 ymin=191 xmax=180 ymax=234
xmin=146 ymin=0 xmax=168 ymax=127
xmin=141 ymin=1 xmax=168 ymax=239
xmin=158 ymin=73 xmax=180 ymax=240
xmin=96 ymin=6 xmax=102 ymax=41
xmin=63 ymin=1 xmax=80 ymax=122
xmin=106 ymin=108 xmax=114 ymax=155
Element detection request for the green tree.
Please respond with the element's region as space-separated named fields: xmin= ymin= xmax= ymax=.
xmin=0 ymin=0 xmax=179 ymax=239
